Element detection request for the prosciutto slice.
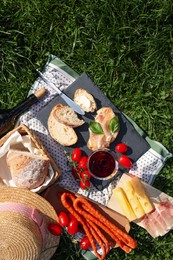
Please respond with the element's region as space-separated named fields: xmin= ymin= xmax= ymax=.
xmin=141 ymin=209 xmax=167 ymax=238
xmin=87 ymin=107 xmax=119 ymax=151
xmin=156 ymin=200 xmax=173 ymax=230
xmin=140 ymin=199 xmax=173 ymax=238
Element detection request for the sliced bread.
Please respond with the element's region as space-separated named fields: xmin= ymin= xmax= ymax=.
xmin=53 ymin=104 xmax=84 ymax=128
xmin=48 ymin=105 xmax=78 ymax=146
xmin=74 ymin=88 xmax=97 ymax=112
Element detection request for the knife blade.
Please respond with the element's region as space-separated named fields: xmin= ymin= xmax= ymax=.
xmin=37 ymin=70 xmax=85 ymax=115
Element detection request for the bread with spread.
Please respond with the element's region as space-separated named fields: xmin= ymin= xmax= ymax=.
xmin=74 ymin=88 xmax=97 ymax=112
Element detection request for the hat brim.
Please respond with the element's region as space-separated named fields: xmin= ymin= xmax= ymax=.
xmin=0 ymin=186 xmax=60 ymax=260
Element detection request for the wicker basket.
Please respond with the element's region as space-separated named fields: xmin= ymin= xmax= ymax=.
xmin=0 ymin=124 xmax=61 ymax=192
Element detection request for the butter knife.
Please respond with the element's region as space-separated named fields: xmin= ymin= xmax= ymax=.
xmin=37 ymin=70 xmax=85 ymax=115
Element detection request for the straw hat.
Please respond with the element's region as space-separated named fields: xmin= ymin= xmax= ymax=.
xmin=0 ymin=186 xmax=60 ymax=260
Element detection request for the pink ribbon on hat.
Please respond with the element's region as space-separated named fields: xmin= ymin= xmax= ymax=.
xmin=0 ymin=202 xmax=47 ymax=247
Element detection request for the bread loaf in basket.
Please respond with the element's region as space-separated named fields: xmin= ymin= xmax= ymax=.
xmin=0 ymin=124 xmax=61 ymax=192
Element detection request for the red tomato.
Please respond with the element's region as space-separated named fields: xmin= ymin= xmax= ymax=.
xmin=80 ymin=169 xmax=91 ymax=180
xmin=59 ymin=212 xmax=69 ymax=227
xmin=68 ymin=213 xmax=77 ymax=221
xmin=78 ymin=156 xmax=88 ymax=170
xmin=118 ymin=155 xmax=132 ymax=168
xmin=80 ymin=236 xmax=91 ymax=250
xmin=72 ymin=167 xmax=80 ymax=180
xmin=48 ymin=223 xmax=62 ymax=236
xmin=115 ymin=143 xmax=128 ymax=153
xmin=71 ymin=148 xmax=82 ymax=162
xmin=67 ymin=218 xmax=78 ymax=235
xmin=79 ymin=179 xmax=91 ymax=190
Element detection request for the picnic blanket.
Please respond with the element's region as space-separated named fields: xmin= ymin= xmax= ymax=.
xmin=18 ymin=54 xmax=172 ymax=259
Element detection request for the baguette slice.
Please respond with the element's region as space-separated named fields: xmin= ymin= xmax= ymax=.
xmin=74 ymin=88 xmax=97 ymax=112
xmin=48 ymin=105 xmax=78 ymax=146
xmin=53 ymin=104 xmax=84 ymax=128
xmin=6 ymin=149 xmax=50 ymax=190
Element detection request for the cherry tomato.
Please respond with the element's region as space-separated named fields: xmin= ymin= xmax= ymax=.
xmin=68 ymin=213 xmax=77 ymax=221
xmin=79 ymin=179 xmax=91 ymax=190
xmin=115 ymin=143 xmax=128 ymax=153
xmin=48 ymin=223 xmax=62 ymax=236
xmin=71 ymin=148 xmax=82 ymax=162
xmin=67 ymin=218 xmax=78 ymax=235
xmin=118 ymin=155 xmax=132 ymax=168
xmin=78 ymin=156 xmax=88 ymax=170
xmin=59 ymin=212 xmax=69 ymax=227
xmin=72 ymin=167 xmax=80 ymax=180
xmin=80 ymin=169 xmax=91 ymax=180
xmin=80 ymin=236 xmax=91 ymax=250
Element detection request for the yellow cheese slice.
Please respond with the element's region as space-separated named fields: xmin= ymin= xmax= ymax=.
xmin=113 ymin=187 xmax=136 ymax=222
xmin=130 ymin=177 xmax=154 ymax=214
xmin=123 ymin=181 xmax=145 ymax=219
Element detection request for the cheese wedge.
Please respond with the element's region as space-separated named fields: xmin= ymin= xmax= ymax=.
xmin=123 ymin=181 xmax=145 ymax=219
xmin=130 ymin=177 xmax=154 ymax=214
xmin=113 ymin=187 xmax=136 ymax=222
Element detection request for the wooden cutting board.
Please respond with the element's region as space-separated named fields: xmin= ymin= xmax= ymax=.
xmin=107 ymin=173 xmax=173 ymax=226
xmin=43 ymin=184 xmax=130 ymax=248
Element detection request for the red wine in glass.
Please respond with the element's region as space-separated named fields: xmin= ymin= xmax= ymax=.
xmin=88 ymin=149 xmax=117 ymax=180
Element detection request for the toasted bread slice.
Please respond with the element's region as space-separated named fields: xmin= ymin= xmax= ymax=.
xmin=74 ymin=88 xmax=97 ymax=112
xmin=53 ymin=104 xmax=84 ymax=128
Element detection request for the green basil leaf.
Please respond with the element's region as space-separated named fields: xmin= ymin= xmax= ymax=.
xmin=108 ymin=116 xmax=119 ymax=133
xmin=89 ymin=121 xmax=104 ymax=134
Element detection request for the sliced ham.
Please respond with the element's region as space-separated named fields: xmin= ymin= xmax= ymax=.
xmin=140 ymin=199 xmax=173 ymax=238
xmin=141 ymin=210 xmax=167 ymax=238
xmin=87 ymin=107 xmax=119 ymax=151
xmin=87 ymin=132 xmax=107 ymax=151
xmin=156 ymin=200 xmax=173 ymax=230
xmin=95 ymin=107 xmax=116 ymax=143
xmin=157 ymin=199 xmax=173 ymax=216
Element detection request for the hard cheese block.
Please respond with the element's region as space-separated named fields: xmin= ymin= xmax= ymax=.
xmin=123 ymin=180 xmax=146 ymax=219
xmin=130 ymin=177 xmax=154 ymax=214
xmin=109 ymin=174 xmax=154 ymax=221
xmin=113 ymin=187 xmax=136 ymax=222
xmin=108 ymin=174 xmax=173 ymax=238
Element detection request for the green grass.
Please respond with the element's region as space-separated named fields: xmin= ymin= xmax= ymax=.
xmin=0 ymin=0 xmax=173 ymax=259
